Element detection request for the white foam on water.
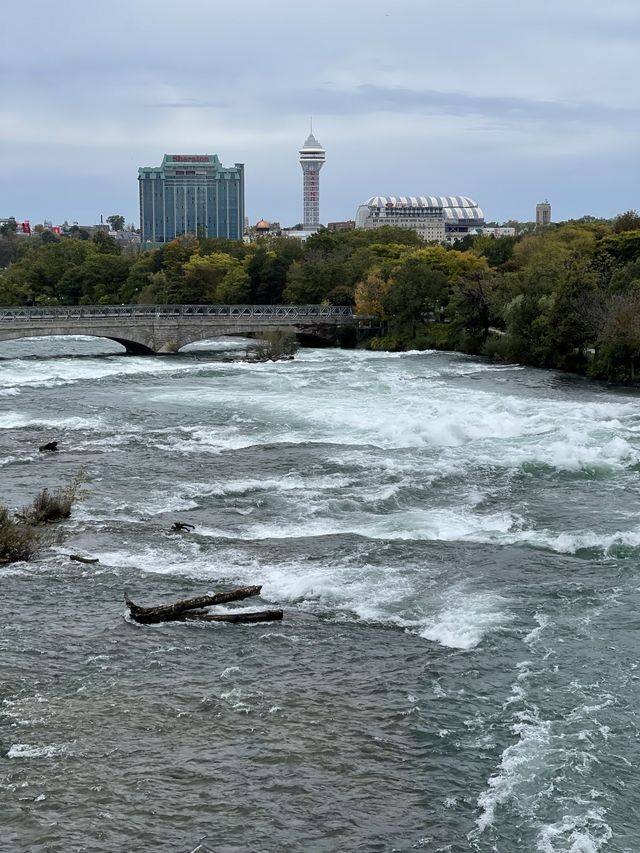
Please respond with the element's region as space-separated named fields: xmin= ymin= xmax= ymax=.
xmin=220 ymin=666 xmax=241 ymax=679
xmin=176 ymin=473 xmax=354 ymax=500
xmin=97 ymin=541 xmax=508 ymax=649
xmin=473 ymin=710 xmax=552 ymax=835
xmin=524 ymin=613 xmax=550 ymax=645
xmin=248 ymin=560 xmax=511 ymax=650
xmin=0 ymin=353 xmax=211 ymax=392
xmin=417 ymin=589 xmax=512 ymax=650
xmin=492 ymin=431 xmax=639 ymax=473
xmin=536 ymin=807 xmax=612 ymax=852
xmin=8 ymin=743 xmax=71 ymax=759
xmin=0 ymin=412 xmax=103 ymax=431
xmin=115 ymin=493 xmax=199 ymax=517
xmin=505 ymin=526 xmax=640 ymax=555
xmin=181 ymin=336 xmax=253 ymax=352
xmin=222 ymin=505 xmax=519 ymax=543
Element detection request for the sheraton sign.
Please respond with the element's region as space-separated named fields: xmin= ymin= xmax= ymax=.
xmin=170 ymin=155 xmax=210 ymax=163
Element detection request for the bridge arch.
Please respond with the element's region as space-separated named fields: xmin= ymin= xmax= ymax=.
xmin=0 ymin=305 xmax=364 ymax=355
xmin=0 ymin=329 xmax=155 ymax=355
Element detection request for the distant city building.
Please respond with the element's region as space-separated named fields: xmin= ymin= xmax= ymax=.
xmin=355 ymin=196 xmax=484 ymax=243
xmin=471 ymin=226 xmax=517 ymax=238
xmin=299 ymin=130 xmax=325 ymax=230
xmin=138 ymin=154 xmax=245 ymax=245
xmin=280 ymin=228 xmax=318 ymax=242
xmin=536 ymin=200 xmax=551 ymax=227
xmin=244 ymin=219 xmax=284 ymax=243
xmin=0 ymin=218 xmax=31 ymax=235
xmin=327 ymin=220 xmax=356 ymax=232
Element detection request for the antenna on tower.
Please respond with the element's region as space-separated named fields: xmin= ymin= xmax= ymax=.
xmin=310 ymin=116 xmax=313 ymax=134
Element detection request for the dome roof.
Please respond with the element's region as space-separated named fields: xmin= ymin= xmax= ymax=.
xmin=255 ymin=219 xmax=270 ymax=229
xmin=364 ymin=196 xmax=484 ymax=220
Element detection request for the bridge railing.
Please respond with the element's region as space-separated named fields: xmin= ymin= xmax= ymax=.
xmin=0 ymin=304 xmax=356 ymax=322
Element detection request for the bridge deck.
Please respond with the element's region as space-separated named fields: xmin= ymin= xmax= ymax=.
xmin=0 ymin=304 xmax=366 ymax=354
xmin=0 ymin=304 xmax=356 ymax=321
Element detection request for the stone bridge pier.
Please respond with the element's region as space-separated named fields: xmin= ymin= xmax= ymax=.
xmin=0 ymin=305 xmax=368 ymax=354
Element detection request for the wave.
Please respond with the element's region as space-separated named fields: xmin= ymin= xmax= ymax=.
xmin=0 ymin=412 xmax=104 ymax=431
xmin=0 ymin=353 xmax=213 ymax=392
xmin=98 ymin=544 xmax=510 ymax=650
xmin=474 ymin=709 xmax=552 ymax=835
xmin=7 ymin=742 xmax=71 ymax=759
xmin=536 ymin=808 xmax=612 ymax=852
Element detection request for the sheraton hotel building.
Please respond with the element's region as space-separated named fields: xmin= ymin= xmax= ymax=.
xmin=138 ymin=154 xmax=245 ymax=246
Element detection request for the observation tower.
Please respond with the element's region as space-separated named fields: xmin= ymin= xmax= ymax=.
xmin=299 ymin=126 xmax=325 ymax=230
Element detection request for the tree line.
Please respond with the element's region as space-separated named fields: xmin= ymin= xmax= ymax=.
xmin=2 ymin=211 xmax=640 ymax=382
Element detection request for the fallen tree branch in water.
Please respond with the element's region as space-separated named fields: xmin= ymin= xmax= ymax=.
xmin=124 ymin=586 xmax=263 ymax=624
xmin=183 ymin=609 xmax=283 ymax=624
xmin=69 ymin=554 xmax=99 ymax=564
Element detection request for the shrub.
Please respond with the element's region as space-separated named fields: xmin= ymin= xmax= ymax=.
xmin=1 ymin=471 xmax=86 ymax=564
xmin=251 ymin=330 xmax=299 ymax=360
xmin=17 ymin=471 xmax=85 ymax=526
xmin=482 ymin=333 xmax=511 ymax=361
xmin=418 ymin=322 xmax=450 ymax=350
xmin=367 ymin=334 xmax=408 ymax=352
xmin=0 ymin=505 xmax=44 ymax=563
xmin=367 ymin=324 xmax=449 ymax=352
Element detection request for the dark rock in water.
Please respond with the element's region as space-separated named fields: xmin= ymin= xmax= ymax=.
xmin=39 ymin=441 xmax=58 ymax=453
xmin=171 ymin=521 xmax=195 ymax=532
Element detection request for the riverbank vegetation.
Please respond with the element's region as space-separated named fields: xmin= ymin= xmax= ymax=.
xmin=2 ymin=212 xmax=640 ymax=381
xmin=250 ymin=330 xmax=299 ymax=361
xmin=0 ymin=472 xmax=85 ymax=564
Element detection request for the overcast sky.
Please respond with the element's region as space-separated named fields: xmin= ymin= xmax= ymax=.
xmin=2 ymin=0 xmax=639 ymax=227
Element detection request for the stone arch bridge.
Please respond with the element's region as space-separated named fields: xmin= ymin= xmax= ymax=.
xmin=0 ymin=304 xmax=365 ymax=354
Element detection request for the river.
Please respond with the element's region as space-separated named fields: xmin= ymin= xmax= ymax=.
xmin=1 ymin=336 xmax=639 ymax=852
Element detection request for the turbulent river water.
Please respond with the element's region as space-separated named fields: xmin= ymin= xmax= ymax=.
xmin=1 ymin=336 xmax=640 ymax=852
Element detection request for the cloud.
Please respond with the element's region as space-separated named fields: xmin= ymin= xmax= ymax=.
xmin=1 ymin=0 xmax=640 ymax=225
xmin=256 ymin=84 xmax=640 ymax=129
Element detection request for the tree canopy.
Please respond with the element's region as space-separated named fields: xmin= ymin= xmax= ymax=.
xmin=3 ymin=214 xmax=640 ymax=380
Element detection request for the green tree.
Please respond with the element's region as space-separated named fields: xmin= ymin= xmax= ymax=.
xmin=595 ymin=293 xmax=640 ymax=381
xmin=107 ymin=214 xmax=126 ymax=232
xmin=92 ymin=230 xmax=121 ymax=255
xmin=612 ymin=210 xmax=640 ymax=234
xmin=448 ymin=270 xmax=498 ymax=351
xmin=0 ymin=217 xmax=17 ymax=236
xmin=382 ymin=263 xmax=448 ymax=337
xmin=179 ymin=253 xmax=249 ymax=303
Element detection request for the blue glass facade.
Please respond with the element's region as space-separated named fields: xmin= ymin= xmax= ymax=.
xmin=138 ymin=154 xmax=245 ymax=244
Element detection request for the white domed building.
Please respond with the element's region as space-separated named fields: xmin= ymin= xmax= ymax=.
xmin=355 ymin=196 xmax=484 ymax=243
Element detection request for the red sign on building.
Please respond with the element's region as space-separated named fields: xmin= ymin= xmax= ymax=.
xmin=171 ymin=155 xmax=209 ymax=163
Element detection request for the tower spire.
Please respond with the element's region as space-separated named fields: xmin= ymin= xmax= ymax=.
xmin=299 ymin=125 xmax=325 ymax=231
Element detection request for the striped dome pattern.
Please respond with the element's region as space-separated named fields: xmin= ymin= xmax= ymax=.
xmin=365 ymin=196 xmax=484 ymax=221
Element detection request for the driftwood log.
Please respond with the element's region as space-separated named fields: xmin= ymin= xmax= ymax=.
xmin=124 ymin=586 xmax=263 ymax=625
xmin=69 ymin=554 xmax=99 ymax=564
xmin=183 ymin=609 xmax=283 ymax=624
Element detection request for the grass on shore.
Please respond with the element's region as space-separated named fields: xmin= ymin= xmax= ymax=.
xmin=1 ymin=470 xmax=85 ymax=564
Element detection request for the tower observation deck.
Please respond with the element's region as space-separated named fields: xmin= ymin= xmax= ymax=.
xmin=299 ymin=131 xmax=325 ymax=230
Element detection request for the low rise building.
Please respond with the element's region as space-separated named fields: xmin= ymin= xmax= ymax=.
xmin=327 ymin=220 xmax=355 ymax=232
xmin=355 ymin=196 xmax=484 ymax=243
xmin=471 ymin=226 xmax=517 ymax=238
